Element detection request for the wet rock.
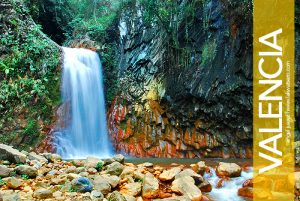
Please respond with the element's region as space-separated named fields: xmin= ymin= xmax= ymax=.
xmin=6 ymin=177 xmax=22 ymax=189
xmin=107 ymin=191 xmax=126 ymax=201
xmin=238 ymin=187 xmax=253 ymax=198
xmin=71 ymin=177 xmax=93 ymax=192
xmin=106 ymin=162 xmax=124 ymax=176
xmin=15 ymin=165 xmax=38 ymax=178
xmin=142 ymin=173 xmax=159 ymax=199
xmin=120 ymin=182 xmax=142 ymax=196
xmin=216 ymin=177 xmax=230 ymax=188
xmin=113 ymin=154 xmax=125 ymax=164
xmin=216 ymin=162 xmax=242 ymax=177
xmin=243 ymin=178 xmax=253 ymax=187
xmin=0 ymin=144 xmax=26 ymax=164
xmin=171 ymin=176 xmax=202 ymax=201
xmin=28 ymin=152 xmax=47 ymax=164
xmin=198 ymin=180 xmax=212 ymax=192
xmin=0 ymin=165 xmax=13 ymax=177
xmin=159 ymin=167 xmax=181 ymax=181
xmin=33 ymin=188 xmax=53 ymax=199
xmin=190 ymin=161 xmax=207 ymax=176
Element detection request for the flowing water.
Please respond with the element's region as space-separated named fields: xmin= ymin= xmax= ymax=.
xmin=204 ymin=167 xmax=253 ymax=201
xmin=127 ymin=158 xmax=253 ymax=201
xmin=54 ymin=47 xmax=114 ymax=159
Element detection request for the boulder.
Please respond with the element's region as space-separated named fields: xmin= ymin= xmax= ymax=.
xmin=85 ymin=157 xmax=102 ymax=168
xmin=33 ymin=188 xmax=53 ymax=199
xmin=103 ymin=158 xmax=115 ymax=165
xmin=71 ymin=177 xmax=93 ymax=192
xmin=0 ymin=144 xmax=26 ymax=164
xmin=175 ymin=169 xmax=203 ymax=184
xmin=15 ymin=165 xmax=38 ymax=178
xmin=87 ymin=167 xmax=97 ymax=174
xmin=107 ymin=191 xmax=126 ymax=201
xmin=196 ymin=161 xmax=207 ymax=176
xmin=0 ymin=165 xmax=13 ymax=178
xmin=65 ymin=166 xmax=77 ymax=173
xmin=99 ymin=174 xmax=120 ymax=188
xmin=92 ymin=177 xmax=112 ymax=195
xmin=120 ymin=182 xmax=142 ymax=196
xmin=120 ymin=166 xmax=135 ymax=179
xmin=142 ymin=173 xmax=159 ymax=199
xmin=6 ymin=177 xmax=23 ymax=189
xmin=106 ymin=162 xmax=124 ymax=176
xmin=42 ymin=153 xmax=62 ymax=162
xmin=29 ymin=160 xmax=42 ymax=169
xmin=2 ymin=192 xmax=20 ymax=201
xmin=216 ymin=162 xmax=242 ymax=177
xmin=159 ymin=167 xmax=181 ymax=181
xmin=198 ymin=180 xmax=212 ymax=192
xmin=113 ymin=154 xmax=125 ymax=164
xmin=171 ymin=176 xmax=202 ymax=201
xmin=28 ymin=152 xmax=47 ymax=164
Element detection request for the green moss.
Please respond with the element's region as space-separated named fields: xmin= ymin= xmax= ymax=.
xmin=201 ymin=40 xmax=217 ymax=65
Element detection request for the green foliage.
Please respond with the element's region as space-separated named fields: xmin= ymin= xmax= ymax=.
xmin=201 ymin=40 xmax=217 ymax=65
xmin=0 ymin=177 xmax=5 ymax=185
xmin=95 ymin=161 xmax=104 ymax=171
xmin=134 ymin=178 xmax=143 ymax=183
xmin=21 ymin=174 xmax=29 ymax=180
xmin=0 ymin=0 xmax=60 ymax=149
xmin=11 ymin=171 xmax=17 ymax=177
xmin=68 ymin=187 xmax=76 ymax=192
xmin=63 ymin=0 xmax=123 ymax=44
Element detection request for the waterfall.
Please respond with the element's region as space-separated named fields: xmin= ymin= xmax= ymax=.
xmin=54 ymin=47 xmax=114 ymax=159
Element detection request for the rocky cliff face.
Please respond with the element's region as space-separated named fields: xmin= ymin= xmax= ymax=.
xmin=108 ymin=0 xmax=253 ymax=158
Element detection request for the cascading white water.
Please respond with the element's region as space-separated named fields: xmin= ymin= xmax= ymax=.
xmin=54 ymin=47 xmax=114 ymax=159
xmin=205 ymin=167 xmax=253 ymax=201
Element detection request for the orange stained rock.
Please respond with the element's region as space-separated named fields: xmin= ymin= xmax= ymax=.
xmin=184 ymin=128 xmax=192 ymax=145
xmin=238 ymin=187 xmax=253 ymax=199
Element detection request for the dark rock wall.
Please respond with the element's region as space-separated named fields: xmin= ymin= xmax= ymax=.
xmin=108 ymin=0 xmax=253 ymax=158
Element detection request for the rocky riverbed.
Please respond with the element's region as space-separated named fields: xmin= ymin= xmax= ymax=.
xmin=0 ymin=144 xmax=298 ymax=201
